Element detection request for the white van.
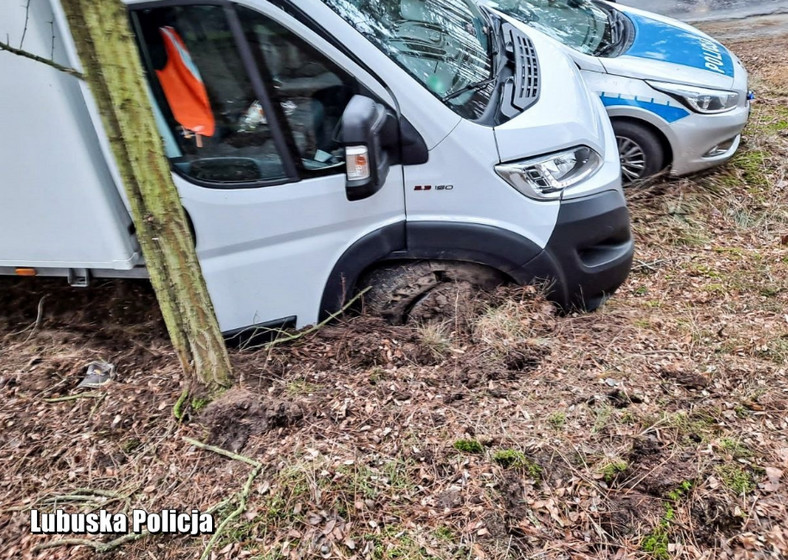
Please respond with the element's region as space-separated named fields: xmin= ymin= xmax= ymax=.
xmin=0 ymin=0 xmax=633 ymax=334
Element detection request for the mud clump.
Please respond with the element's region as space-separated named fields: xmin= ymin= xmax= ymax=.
xmin=502 ymin=341 xmax=550 ymax=372
xmin=498 ymin=474 xmax=529 ymax=520
xmin=659 ymin=367 xmax=710 ymax=391
xmin=199 ymin=387 xmax=304 ymax=452
xmin=626 ymin=449 xmax=699 ymax=498
xmin=601 ymin=491 xmax=664 ymax=537
xmin=691 ymin=497 xmax=741 ymax=544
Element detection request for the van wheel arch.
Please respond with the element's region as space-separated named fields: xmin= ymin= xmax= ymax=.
xmin=318 ymin=222 xmax=543 ymax=322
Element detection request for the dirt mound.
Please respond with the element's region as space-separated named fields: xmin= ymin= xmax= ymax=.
xmin=198 ymin=388 xmax=304 ymax=451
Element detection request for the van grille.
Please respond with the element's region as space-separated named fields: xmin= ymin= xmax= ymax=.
xmin=502 ymin=23 xmax=540 ymax=111
xmin=513 ymin=34 xmax=539 ymax=105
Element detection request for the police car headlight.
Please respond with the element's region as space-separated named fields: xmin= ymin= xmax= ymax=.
xmin=647 ymin=81 xmax=739 ymax=114
xmin=495 ymin=146 xmax=602 ymax=200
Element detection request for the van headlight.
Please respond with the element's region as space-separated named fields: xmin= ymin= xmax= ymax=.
xmin=495 ymin=146 xmax=602 ymax=200
xmin=647 ymin=81 xmax=739 ymax=114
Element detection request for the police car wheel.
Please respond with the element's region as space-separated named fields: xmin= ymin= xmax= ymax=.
xmin=360 ymin=261 xmax=506 ymax=325
xmin=612 ymin=120 xmax=665 ymax=184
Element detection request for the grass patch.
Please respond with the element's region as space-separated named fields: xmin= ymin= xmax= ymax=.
xmin=368 ymin=525 xmax=441 ymax=560
xmin=434 ymin=525 xmax=455 ymax=541
xmin=641 ymin=481 xmax=694 ymax=558
xmin=592 ymin=404 xmax=614 ymax=434
xmin=492 ymin=449 xmax=542 ymax=478
xmin=665 ymin=410 xmax=720 ymax=442
xmin=719 ymin=437 xmax=753 ymax=459
xmin=120 ymin=438 xmax=142 ymax=453
xmin=473 ymin=300 xmax=537 ymax=353
xmin=600 ymin=460 xmax=628 ymax=484
xmin=641 ymin=526 xmax=670 ymax=560
xmin=666 ymin=480 xmax=693 ymax=502
xmin=755 ymin=337 xmax=788 ymax=365
xmin=716 ymin=464 xmax=757 ymax=495
xmin=547 ymin=411 xmax=566 ymax=430
xmin=417 ymin=323 xmax=452 ymax=359
xmin=453 ymin=439 xmax=484 ymax=454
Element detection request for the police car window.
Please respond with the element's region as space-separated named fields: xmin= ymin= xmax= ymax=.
xmin=134 ymin=5 xmax=287 ymax=185
xmin=237 ymin=6 xmax=356 ymax=173
xmin=483 ymin=0 xmax=610 ymax=56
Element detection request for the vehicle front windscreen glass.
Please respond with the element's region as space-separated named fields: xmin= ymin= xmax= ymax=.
xmin=484 ymin=0 xmax=609 ymax=55
xmin=321 ymin=0 xmax=494 ymax=119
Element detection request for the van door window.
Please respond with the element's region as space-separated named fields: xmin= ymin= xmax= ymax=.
xmin=237 ymin=6 xmax=356 ymax=174
xmin=134 ymin=5 xmax=288 ymax=185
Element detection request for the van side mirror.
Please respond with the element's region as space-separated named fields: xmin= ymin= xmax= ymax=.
xmin=341 ymin=95 xmax=395 ymax=201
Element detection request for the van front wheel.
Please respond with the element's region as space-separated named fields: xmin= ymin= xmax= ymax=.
xmin=612 ymin=120 xmax=665 ymax=184
xmin=359 ymin=261 xmax=506 ymax=325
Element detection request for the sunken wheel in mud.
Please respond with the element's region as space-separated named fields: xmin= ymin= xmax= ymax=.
xmin=359 ymin=261 xmax=507 ymax=325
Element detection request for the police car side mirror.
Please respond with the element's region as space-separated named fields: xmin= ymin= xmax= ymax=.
xmin=341 ymin=95 xmax=395 ymax=201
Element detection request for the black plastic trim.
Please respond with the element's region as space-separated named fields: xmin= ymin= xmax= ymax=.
xmin=319 ymin=222 xmax=406 ymax=319
xmin=532 ymin=189 xmax=634 ymax=310
xmin=223 ymin=315 xmax=297 ymax=347
xmin=318 ymin=221 xmax=543 ymax=320
xmin=402 ymin=222 xmax=542 ymax=283
xmin=399 ymin=118 xmax=429 ymax=165
xmin=318 ymin=195 xmax=633 ymax=320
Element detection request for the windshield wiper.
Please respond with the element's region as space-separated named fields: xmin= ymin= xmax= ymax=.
xmin=596 ymin=9 xmax=627 ymax=56
xmin=442 ymin=77 xmax=497 ymax=101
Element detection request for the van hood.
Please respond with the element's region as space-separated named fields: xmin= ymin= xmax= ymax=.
xmin=604 ymin=5 xmax=738 ymax=90
xmin=491 ymin=12 xmax=608 ymax=163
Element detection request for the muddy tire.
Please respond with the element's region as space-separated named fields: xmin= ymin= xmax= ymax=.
xmin=359 ymin=261 xmax=507 ymax=325
xmin=613 ymin=120 xmax=666 ymax=184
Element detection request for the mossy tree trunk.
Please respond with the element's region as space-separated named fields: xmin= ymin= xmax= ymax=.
xmin=60 ymin=0 xmax=232 ymax=393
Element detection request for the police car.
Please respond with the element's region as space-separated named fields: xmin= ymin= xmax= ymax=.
xmin=479 ymin=0 xmax=751 ymax=182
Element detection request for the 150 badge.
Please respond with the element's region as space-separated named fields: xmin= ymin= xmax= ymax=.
xmin=414 ymin=185 xmax=454 ymax=191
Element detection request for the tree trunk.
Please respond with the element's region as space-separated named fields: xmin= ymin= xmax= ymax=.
xmin=59 ymin=0 xmax=232 ymax=392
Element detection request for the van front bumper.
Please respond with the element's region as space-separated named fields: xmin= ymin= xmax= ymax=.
xmin=519 ymin=189 xmax=634 ymax=311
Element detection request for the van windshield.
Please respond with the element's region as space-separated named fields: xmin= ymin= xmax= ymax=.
xmin=321 ymin=0 xmax=494 ymax=119
xmin=483 ymin=0 xmax=610 ymax=56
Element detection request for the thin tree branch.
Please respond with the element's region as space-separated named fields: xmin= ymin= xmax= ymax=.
xmin=19 ymin=0 xmax=31 ymax=49
xmin=0 ymin=40 xmax=83 ymax=79
xmin=183 ymin=437 xmax=262 ymax=468
xmin=32 ymin=531 xmax=149 ymax=553
xmin=182 ymin=437 xmax=264 ymax=560
xmin=43 ymin=392 xmax=104 ymax=403
xmin=199 ymin=463 xmax=262 ymax=560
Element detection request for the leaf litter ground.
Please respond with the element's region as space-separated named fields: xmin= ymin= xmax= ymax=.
xmin=1 ymin=32 xmax=788 ymax=560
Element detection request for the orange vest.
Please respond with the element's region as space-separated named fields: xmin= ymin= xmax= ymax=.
xmin=156 ymin=27 xmax=215 ymax=140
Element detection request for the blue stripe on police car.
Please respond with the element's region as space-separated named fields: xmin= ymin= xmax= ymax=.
xmin=600 ymin=93 xmax=690 ymax=123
